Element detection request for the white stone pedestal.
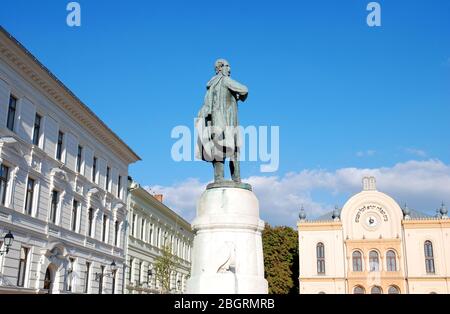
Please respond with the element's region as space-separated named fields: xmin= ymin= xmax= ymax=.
xmin=186 ymin=186 xmax=268 ymax=294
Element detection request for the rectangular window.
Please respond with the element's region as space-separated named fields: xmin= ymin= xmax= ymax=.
xmin=92 ymin=157 xmax=97 ymax=183
xmin=102 ymin=214 xmax=108 ymax=242
xmin=128 ymin=258 xmax=134 ymax=282
xmin=141 ymin=219 xmax=145 ymax=241
xmin=50 ymin=190 xmax=59 ymax=224
xmin=317 ymin=260 xmax=325 ymax=274
xmin=353 ymin=253 xmax=363 ymax=272
xmin=114 ymin=220 xmax=120 ymax=246
xmin=71 ymin=200 xmax=78 ymax=232
xmin=369 ymin=252 xmax=380 ymax=272
xmin=56 ymin=131 xmax=64 ymax=161
xmin=99 ymin=265 xmax=105 ymax=294
xmin=88 ymin=208 xmax=94 ymax=237
xmin=32 ymin=114 xmax=42 ymax=146
xmin=117 ymin=175 xmax=122 ymax=199
xmin=157 ymin=228 xmax=160 ymax=248
xmin=24 ymin=178 xmax=35 ymax=215
xmin=425 ymin=242 xmax=435 ymax=274
xmin=0 ymin=164 xmax=10 ymax=206
xmin=106 ymin=167 xmax=111 ymax=192
xmin=76 ymin=145 xmax=83 ymax=173
xmin=17 ymin=247 xmax=29 ymax=287
xmin=84 ymin=262 xmax=91 ymax=293
xmin=316 ymin=244 xmax=325 ymax=275
xmin=149 ymin=224 xmax=153 ymax=246
xmin=132 ymin=214 xmax=137 ymax=237
xmin=7 ymin=95 xmax=17 ymax=131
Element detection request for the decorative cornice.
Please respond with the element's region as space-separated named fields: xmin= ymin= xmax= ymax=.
xmin=402 ymin=219 xmax=450 ymax=229
xmin=0 ymin=26 xmax=141 ymax=165
xmin=297 ymin=221 xmax=343 ymax=230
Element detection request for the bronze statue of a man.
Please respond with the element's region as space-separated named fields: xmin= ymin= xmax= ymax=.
xmin=196 ymin=59 xmax=248 ymax=183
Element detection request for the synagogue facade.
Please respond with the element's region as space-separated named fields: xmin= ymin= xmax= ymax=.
xmin=298 ymin=177 xmax=450 ymax=294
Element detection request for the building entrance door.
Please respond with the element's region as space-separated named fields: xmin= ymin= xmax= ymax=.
xmin=43 ymin=265 xmax=56 ymax=294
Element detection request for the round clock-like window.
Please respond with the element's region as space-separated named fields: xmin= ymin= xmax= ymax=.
xmin=366 ymin=215 xmax=378 ymax=228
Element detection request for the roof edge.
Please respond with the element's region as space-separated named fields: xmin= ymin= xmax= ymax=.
xmin=0 ymin=25 xmax=141 ymax=164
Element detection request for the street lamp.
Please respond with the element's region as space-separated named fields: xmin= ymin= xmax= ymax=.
xmin=0 ymin=231 xmax=14 ymax=256
xmin=95 ymin=260 xmax=118 ymax=281
xmin=177 ymin=279 xmax=181 ymax=293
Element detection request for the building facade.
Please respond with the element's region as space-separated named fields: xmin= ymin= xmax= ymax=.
xmin=298 ymin=177 xmax=450 ymax=294
xmin=125 ymin=179 xmax=193 ymax=294
xmin=0 ymin=27 xmax=140 ymax=294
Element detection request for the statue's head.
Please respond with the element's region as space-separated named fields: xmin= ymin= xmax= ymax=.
xmin=215 ymin=59 xmax=231 ymax=76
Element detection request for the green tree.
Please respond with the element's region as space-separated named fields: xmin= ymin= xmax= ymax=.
xmin=262 ymin=223 xmax=299 ymax=294
xmin=154 ymin=242 xmax=177 ymax=294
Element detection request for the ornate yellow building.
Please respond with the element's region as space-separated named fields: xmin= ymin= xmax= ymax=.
xmin=297 ymin=177 xmax=450 ymax=294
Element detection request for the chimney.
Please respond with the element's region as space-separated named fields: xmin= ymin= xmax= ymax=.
xmin=154 ymin=194 xmax=164 ymax=203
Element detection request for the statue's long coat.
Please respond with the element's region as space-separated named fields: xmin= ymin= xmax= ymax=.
xmin=195 ymin=74 xmax=248 ymax=162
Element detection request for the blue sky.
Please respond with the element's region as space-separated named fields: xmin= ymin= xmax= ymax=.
xmin=1 ymin=0 xmax=449 ymax=225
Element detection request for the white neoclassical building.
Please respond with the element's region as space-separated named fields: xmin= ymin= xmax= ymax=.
xmin=0 ymin=26 xmax=140 ymax=294
xmin=125 ymin=179 xmax=194 ymax=294
xmin=298 ymin=177 xmax=450 ymax=294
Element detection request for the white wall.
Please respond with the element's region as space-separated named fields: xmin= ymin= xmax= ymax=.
xmin=0 ymin=44 xmax=133 ymax=294
xmin=403 ymin=224 xmax=450 ymax=293
xmin=299 ymin=228 xmax=345 ymax=278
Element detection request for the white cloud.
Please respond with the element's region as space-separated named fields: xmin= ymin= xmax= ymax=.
xmin=356 ymin=150 xmax=376 ymax=157
xmin=144 ymin=178 xmax=207 ymax=222
xmin=147 ymin=159 xmax=450 ymax=227
xmin=404 ymin=148 xmax=427 ymax=158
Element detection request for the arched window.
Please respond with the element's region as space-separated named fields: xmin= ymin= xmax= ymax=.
xmin=369 ymin=250 xmax=380 ymax=272
xmin=353 ymin=286 xmax=365 ymax=294
xmin=386 ymin=250 xmax=397 ymax=272
xmin=388 ymin=286 xmax=400 ymax=294
xmin=371 ymin=286 xmax=382 ymax=294
xmin=424 ymin=241 xmax=435 ymax=274
xmin=43 ymin=267 xmax=52 ymax=290
xmin=316 ymin=243 xmax=325 ymax=274
xmin=352 ymin=251 xmax=363 ymax=272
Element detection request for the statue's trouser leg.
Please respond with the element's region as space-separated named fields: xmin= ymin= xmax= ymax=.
xmin=230 ymin=153 xmax=241 ymax=183
xmin=213 ymin=161 xmax=224 ymax=182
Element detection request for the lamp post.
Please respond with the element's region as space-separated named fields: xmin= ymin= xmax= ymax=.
xmin=0 ymin=231 xmax=14 ymax=256
xmin=95 ymin=260 xmax=118 ymax=281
